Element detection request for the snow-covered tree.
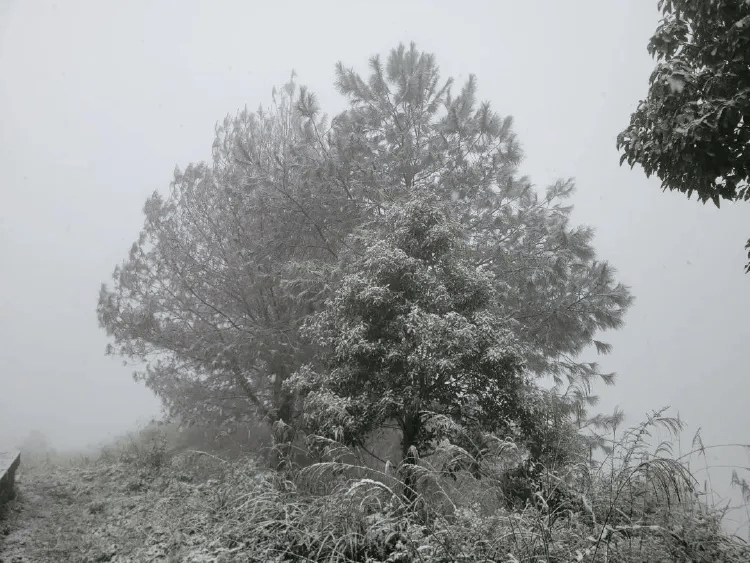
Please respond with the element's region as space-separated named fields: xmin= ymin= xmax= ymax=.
xmin=99 ymin=44 xmax=632 ymax=441
xmin=288 ymin=194 xmax=535 ymax=495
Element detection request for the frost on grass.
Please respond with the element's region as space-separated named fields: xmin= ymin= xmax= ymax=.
xmin=1 ymin=416 xmax=748 ymax=563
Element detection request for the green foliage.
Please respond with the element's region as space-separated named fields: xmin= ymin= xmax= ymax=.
xmin=288 ymin=195 xmax=532 ymax=467
xmin=617 ymin=0 xmax=750 ymax=269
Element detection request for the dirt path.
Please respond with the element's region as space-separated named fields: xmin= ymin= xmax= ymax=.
xmin=0 ymin=459 xmax=175 ymax=563
xmin=1 ymin=461 xmax=114 ymax=562
xmin=0 ymin=456 xmax=230 ymax=563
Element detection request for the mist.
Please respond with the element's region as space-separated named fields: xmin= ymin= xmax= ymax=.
xmin=1 ymin=0 xmax=748 ymax=535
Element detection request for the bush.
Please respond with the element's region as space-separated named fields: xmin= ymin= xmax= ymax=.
xmin=168 ymin=411 xmax=750 ymax=562
xmin=76 ymin=413 xmax=749 ymax=562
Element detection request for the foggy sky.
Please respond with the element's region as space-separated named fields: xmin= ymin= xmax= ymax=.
xmin=1 ymin=0 xmax=748 ymax=534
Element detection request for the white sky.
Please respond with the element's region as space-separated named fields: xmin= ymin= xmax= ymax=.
xmin=1 ymin=0 xmax=748 ymax=535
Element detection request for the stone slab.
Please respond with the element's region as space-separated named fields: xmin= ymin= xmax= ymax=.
xmin=0 ymin=450 xmax=21 ymax=510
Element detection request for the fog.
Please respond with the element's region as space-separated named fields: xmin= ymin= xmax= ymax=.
xmin=1 ymin=0 xmax=748 ymax=534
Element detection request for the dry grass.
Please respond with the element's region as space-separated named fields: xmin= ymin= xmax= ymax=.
xmin=1 ymin=413 xmax=748 ymax=562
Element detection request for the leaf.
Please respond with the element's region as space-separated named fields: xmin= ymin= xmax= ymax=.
xmin=618 ymin=0 xmax=750 ymax=271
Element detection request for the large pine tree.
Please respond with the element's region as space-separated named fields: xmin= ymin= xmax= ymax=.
xmin=99 ymin=45 xmax=633 ymax=447
xmin=329 ymin=44 xmax=633 ymax=407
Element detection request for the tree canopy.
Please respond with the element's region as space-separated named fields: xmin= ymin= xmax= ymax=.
xmin=333 ymin=46 xmax=632 ymax=390
xmin=99 ymin=44 xmax=633 ymax=461
xmin=97 ymin=83 xmax=327 ymax=425
xmin=288 ymin=195 xmax=532 ymax=458
xmin=617 ymin=0 xmax=750 ymax=269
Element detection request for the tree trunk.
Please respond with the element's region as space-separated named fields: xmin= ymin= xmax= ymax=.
xmin=400 ymin=411 xmax=421 ymax=503
xmin=276 ymin=392 xmax=295 ymax=424
xmin=268 ymin=360 xmax=304 ymax=471
xmin=270 ymin=361 xmax=295 ymax=424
